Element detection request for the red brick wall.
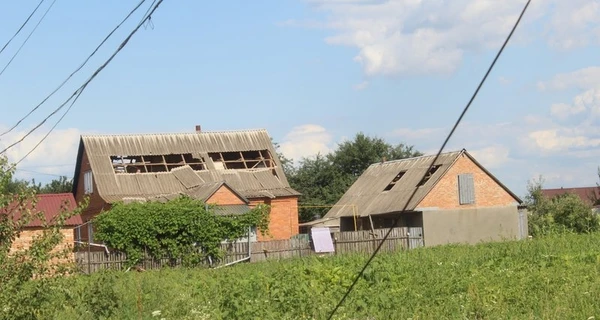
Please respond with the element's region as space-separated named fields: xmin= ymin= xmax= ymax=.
xmin=417 ymin=154 xmax=518 ymax=210
xmin=74 ymin=148 xmax=110 ymax=250
xmin=206 ymin=186 xmax=246 ymax=205
xmin=250 ymin=196 xmax=299 ymax=241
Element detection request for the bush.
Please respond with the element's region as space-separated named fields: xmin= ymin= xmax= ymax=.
xmin=94 ymin=196 xmax=270 ymax=267
xmin=526 ymin=178 xmax=600 ymax=236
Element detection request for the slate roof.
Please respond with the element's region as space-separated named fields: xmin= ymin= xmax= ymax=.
xmin=5 ymin=193 xmax=82 ymax=227
xmin=323 ymin=149 xmax=521 ymax=219
xmin=72 ymin=129 xmax=300 ymax=203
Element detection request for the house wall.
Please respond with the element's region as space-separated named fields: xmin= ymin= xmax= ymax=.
xmin=421 ymin=206 xmax=521 ymax=246
xmin=206 ymin=186 xmax=246 ymax=205
xmin=10 ymin=227 xmax=76 ymax=264
xmin=74 ymin=148 xmax=110 ymax=250
xmin=417 ymin=153 xmax=518 ymax=209
xmin=250 ymin=196 xmax=299 ymax=241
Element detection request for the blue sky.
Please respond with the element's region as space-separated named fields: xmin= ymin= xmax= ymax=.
xmin=1 ymin=0 xmax=600 ymax=197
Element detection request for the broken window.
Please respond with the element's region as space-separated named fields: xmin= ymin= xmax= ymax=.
xmin=417 ymin=165 xmax=441 ymax=187
xmin=110 ymin=153 xmax=206 ymax=174
xmin=383 ymin=171 xmax=406 ymax=191
xmin=208 ymin=150 xmax=275 ymax=170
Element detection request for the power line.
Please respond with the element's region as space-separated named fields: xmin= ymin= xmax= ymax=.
xmin=0 ymin=0 xmax=58 ymax=78
xmin=2 ymin=0 xmax=164 ymax=168
xmin=15 ymin=168 xmax=71 ymax=178
xmin=0 ymin=0 xmax=46 ymax=56
xmin=0 ymin=0 xmax=148 ymax=137
xmin=326 ymin=1 xmax=532 ymax=319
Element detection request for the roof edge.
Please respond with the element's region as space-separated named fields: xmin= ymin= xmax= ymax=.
xmin=80 ymin=128 xmax=269 ymax=138
xmin=463 ymin=150 xmax=523 ymax=204
xmin=408 ymin=150 xmax=464 ymax=209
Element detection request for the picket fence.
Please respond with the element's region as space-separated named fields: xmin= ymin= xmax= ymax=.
xmin=74 ymin=227 xmax=423 ymax=274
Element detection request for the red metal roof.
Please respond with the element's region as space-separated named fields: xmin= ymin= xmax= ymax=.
xmin=5 ymin=193 xmax=83 ymax=228
xmin=541 ymin=187 xmax=600 ymax=206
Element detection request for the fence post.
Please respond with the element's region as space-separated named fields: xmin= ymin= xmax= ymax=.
xmin=407 ymin=232 xmax=411 ymax=250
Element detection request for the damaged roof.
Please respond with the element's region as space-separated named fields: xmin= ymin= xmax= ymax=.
xmin=324 ymin=149 xmax=521 ymax=219
xmin=72 ymin=129 xmax=300 ymax=203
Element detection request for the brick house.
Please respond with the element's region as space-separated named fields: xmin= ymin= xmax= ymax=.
xmin=7 ymin=193 xmax=82 ymax=253
xmin=311 ymin=149 xmax=527 ymax=246
xmin=71 ymin=128 xmax=300 ymax=245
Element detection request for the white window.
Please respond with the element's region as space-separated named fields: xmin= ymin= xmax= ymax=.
xmin=84 ymin=170 xmax=93 ymax=194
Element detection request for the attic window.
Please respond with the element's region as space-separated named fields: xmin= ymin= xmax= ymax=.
xmin=383 ymin=171 xmax=406 ymax=191
xmin=208 ymin=150 xmax=275 ymax=170
xmin=417 ymin=165 xmax=441 ymax=187
xmin=110 ymin=153 xmax=206 ymax=174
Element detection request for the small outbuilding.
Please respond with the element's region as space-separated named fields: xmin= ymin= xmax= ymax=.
xmin=316 ymin=149 xmax=527 ymax=246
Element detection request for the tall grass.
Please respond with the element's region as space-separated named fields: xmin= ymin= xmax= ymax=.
xmin=20 ymin=233 xmax=600 ymax=319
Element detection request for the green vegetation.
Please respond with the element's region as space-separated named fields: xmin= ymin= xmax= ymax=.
xmin=526 ymin=177 xmax=600 ymax=236
xmin=4 ymin=175 xmax=73 ymax=194
xmin=0 ymin=156 xmax=81 ymax=320
xmin=94 ymin=197 xmax=270 ymax=267
xmin=285 ymin=133 xmax=421 ymax=222
xmin=12 ymin=232 xmax=600 ymax=320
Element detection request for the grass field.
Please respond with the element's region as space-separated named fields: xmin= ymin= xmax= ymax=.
xmin=23 ymin=233 xmax=600 ymax=319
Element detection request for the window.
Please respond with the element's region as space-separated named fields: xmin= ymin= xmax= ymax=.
xmin=84 ymin=170 xmax=93 ymax=194
xmin=417 ymin=165 xmax=441 ymax=187
xmin=458 ymin=173 xmax=475 ymax=205
xmin=383 ymin=171 xmax=406 ymax=191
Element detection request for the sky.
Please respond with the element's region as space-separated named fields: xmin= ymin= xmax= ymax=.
xmin=1 ymin=0 xmax=600 ymax=197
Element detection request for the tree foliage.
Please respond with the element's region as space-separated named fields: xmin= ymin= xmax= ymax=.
xmin=0 ymin=156 xmax=82 ymax=319
xmin=287 ymin=132 xmax=422 ymax=222
xmin=526 ymin=177 xmax=600 ymax=236
xmin=4 ymin=175 xmax=73 ymax=195
xmin=94 ymin=197 xmax=270 ymax=267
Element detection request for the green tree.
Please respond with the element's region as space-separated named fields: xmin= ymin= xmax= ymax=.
xmin=0 ymin=156 xmax=81 ymax=319
xmin=329 ymin=132 xmax=422 ymax=177
xmin=526 ymin=176 xmax=600 ymax=236
xmin=288 ymin=133 xmax=421 ymax=222
xmin=38 ymin=176 xmax=73 ymax=194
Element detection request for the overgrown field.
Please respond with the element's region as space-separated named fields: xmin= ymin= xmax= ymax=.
xmin=19 ymin=233 xmax=600 ymax=319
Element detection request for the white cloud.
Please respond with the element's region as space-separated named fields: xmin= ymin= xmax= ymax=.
xmin=292 ymin=0 xmax=600 ymax=76
xmin=469 ymin=145 xmax=512 ymax=169
xmin=353 ymin=80 xmax=369 ymax=90
xmin=528 ymin=129 xmax=600 ymax=152
xmin=0 ymin=125 xmax=81 ymax=180
xmin=538 ymin=66 xmax=600 ymax=91
xmin=498 ymin=76 xmax=512 ymax=86
xmin=279 ymin=124 xmax=333 ymax=162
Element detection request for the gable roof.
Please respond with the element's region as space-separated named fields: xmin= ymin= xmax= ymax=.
xmin=541 ymin=187 xmax=600 ymax=206
xmin=72 ymin=129 xmax=300 ymax=203
xmin=324 ymin=149 xmax=521 ymax=219
xmin=4 ymin=193 xmax=82 ymax=227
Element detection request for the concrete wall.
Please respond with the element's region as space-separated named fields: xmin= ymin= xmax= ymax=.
xmin=421 ymin=206 xmax=521 ymax=246
xmin=418 ymin=153 xmax=518 ymax=209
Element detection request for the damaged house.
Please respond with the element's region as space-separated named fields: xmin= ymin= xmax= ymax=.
xmin=72 ymin=127 xmax=300 ymax=246
xmin=314 ymin=149 xmax=527 ymax=246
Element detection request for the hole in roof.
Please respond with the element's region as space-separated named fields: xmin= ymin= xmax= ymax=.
xmin=383 ymin=171 xmax=406 ymax=191
xmin=417 ymin=165 xmax=441 ymax=187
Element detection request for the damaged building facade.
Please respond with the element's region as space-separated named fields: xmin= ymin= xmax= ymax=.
xmin=72 ymin=127 xmax=300 ymax=246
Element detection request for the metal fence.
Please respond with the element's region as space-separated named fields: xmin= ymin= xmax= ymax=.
xmin=75 ymin=227 xmax=423 ymax=273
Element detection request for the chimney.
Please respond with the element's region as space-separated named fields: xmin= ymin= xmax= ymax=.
xmin=195 ymin=125 xmax=201 ymax=133
xmin=381 ymin=156 xmax=387 ymax=163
